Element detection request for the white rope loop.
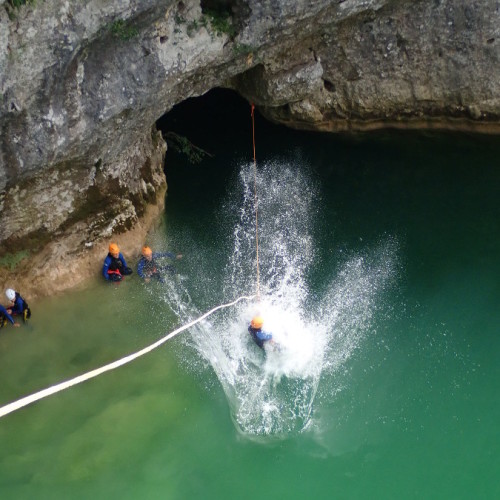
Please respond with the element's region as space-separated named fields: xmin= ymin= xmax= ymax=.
xmin=0 ymin=295 xmax=255 ymax=419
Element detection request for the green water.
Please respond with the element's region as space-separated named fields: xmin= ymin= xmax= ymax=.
xmin=1 ymin=91 xmax=499 ymax=499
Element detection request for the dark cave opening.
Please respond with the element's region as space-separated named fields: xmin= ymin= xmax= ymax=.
xmin=156 ymin=87 xmax=290 ymax=172
xmin=155 ymin=87 xmax=296 ymax=211
xmin=156 ymin=88 xmax=253 ymax=163
xmin=155 ymin=88 xmax=258 ymax=203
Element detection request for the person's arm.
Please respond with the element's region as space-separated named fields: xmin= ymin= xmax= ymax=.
xmin=256 ymin=330 xmax=273 ymax=342
xmin=12 ymin=297 xmax=24 ymax=315
xmin=137 ymin=258 xmax=145 ymax=278
xmin=102 ymin=256 xmax=111 ymax=280
xmin=154 ymin=252 xmax=176 ymax=260
xmin=0 ymin=305 xmax=15 ymax=325
xmin=119 ymin=253 xmax=128 ymax=267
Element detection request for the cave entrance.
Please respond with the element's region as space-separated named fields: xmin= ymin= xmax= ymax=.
xmin=156 ymin=87 xmax=255 ymax=168
xmin=156 ymin=86 xmax=295 ymax=168
xmin=155 ymin=87 xmax=259 ymax=211
xmin=155 ymin=87 xmax=290 ymax=209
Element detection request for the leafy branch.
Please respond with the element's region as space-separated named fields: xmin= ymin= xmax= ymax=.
xmin=164 ymin=132 xmax=213 ymax=164
xmin=8 ymin=0 xmax=34 ymax=7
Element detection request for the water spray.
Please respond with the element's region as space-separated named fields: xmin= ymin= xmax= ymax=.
xmin=251 ymin=103 xmax=261 ymax=302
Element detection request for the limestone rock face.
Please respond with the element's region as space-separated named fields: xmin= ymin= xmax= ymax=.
xmin=232 ymin=0 xmax=500 ymax=131
xmin=0 ymin=0 xmax=499 ymax=296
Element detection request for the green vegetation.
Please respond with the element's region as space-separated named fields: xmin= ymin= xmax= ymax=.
xmin=173 ymin=4 xmax=236 ymax=39
xmin=205 ymin=9 xmax=236 ymax=37
xmin=164 ymin=132 xmax=213 ymax=164
xmin=233 ymin=43 xmax=254 ymax=55
xmin=110 ymin=19 xmax=139 ymax=41
xmin=6 ymin=0 xmax=35 ymax=20
xmin=187 ymin=19 xmax=199 ymax=37
xmin=200 ymin=15 xmax=209 ymax=30
xmin=0 ymin=250 xmax=29 ymax=271
xmin=8 ymin=0 xmax=35 ymax=8
xmin=174 ymin=14 xmax=186 ymax=25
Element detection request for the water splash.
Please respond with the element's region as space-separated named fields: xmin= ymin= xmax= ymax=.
xmin=163 ymin=158 xmax=399 ymax=437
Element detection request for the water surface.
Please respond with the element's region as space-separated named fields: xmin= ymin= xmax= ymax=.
xmin=0 ymin=91 xmax=499 ymax=499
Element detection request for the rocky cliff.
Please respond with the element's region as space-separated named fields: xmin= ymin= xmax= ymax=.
xmin=1 ymin=0 xmax=499 ymax=297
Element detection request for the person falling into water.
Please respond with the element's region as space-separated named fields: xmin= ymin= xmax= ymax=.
xmin=248 ymin=316 xmax=277 ymax=349
xmin=137 ymin=246 xmax=182 ymax=283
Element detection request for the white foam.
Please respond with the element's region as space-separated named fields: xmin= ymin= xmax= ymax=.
xmin=163 ymin=159 xmax=399 ymax=436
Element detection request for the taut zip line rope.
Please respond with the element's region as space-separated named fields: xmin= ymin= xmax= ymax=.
xmin=0 ymin=295 xmax=255 ymax=419
xmin=251 ymin=103 xmax=261 ymax=302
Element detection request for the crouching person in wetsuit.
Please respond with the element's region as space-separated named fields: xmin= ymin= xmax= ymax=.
xmin=248 ymin=316 xmax=276 ymax=349
xmin=5 ymin=288 xmax=31 ymax=323
xmin=0 ymin=303 xmax=20 ymax=329
xmin=137 ymin=246 xmax=182 ymax=283
xmin=102 ymin=243 xmax=133 ymax=282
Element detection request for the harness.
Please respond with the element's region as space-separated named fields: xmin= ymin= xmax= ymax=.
xmin=142 ymin=258 xmax=158 ymax=276
xmin=107 ymin=255 xmax=124 ymax=277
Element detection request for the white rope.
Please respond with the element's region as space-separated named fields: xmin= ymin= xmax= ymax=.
xmin=0 ymin=295 xmax=255 ymax=419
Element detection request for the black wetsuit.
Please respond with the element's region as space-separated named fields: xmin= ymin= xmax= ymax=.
xmin=248 ymin=326 xmax=273 ymax=348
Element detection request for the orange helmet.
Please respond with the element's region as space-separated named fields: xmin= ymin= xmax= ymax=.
xmin=251 ymin=316 xmax=264 ymax=329
xmin=142 ymin=246 xmax=153 ymax=257
xmin=109 ymin=243 xmax=119 ymax=254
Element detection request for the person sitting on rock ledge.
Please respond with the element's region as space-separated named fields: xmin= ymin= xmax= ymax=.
xmin=4 ymin=288 xmax=31 ymax=323
xmin=102 ymin=243 xmax=133 ymax=282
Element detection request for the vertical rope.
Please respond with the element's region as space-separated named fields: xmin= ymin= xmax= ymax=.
xmin=251 ymin=103 xmax=260 ymax=301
